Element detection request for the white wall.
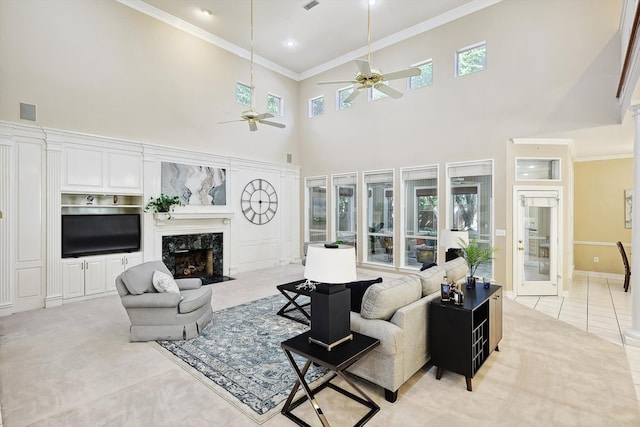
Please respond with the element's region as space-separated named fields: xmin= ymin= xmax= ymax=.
xmin=0 ymin=0 xmax=299 ymax=165
xmin=296 ymin=0 xmax=621 ymax=288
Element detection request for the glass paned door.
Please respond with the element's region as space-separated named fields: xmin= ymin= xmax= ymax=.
xmin=515 ymin=190 xmax=559 ymax=296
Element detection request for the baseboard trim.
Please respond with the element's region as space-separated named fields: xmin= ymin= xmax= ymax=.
xmin=573 ymin=270 xmax=625 ymax=280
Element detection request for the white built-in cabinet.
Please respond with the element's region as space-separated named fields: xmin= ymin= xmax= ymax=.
xmin=62 ymin=252 xmax=142 ymax=298
xmin=62 ymin=256 xmax=107 ymax=298
xmin=57 ymin=140 xmax=144 ymax=301
xmin=61 ymin=144 xmax=143 ymax=194
xmin=106 ymin=253 xmax=142 ymax=291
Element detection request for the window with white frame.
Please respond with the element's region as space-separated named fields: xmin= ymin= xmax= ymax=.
xmin=516 ymin=158 xmax=560 ymax=180
xmin=236 ymin=82 xmax=251 ymax=105
xmin=332 ymin=173 xmax=357 ymax=247
xmin=369 ymin=83 xmax=389 ymax=101
xmin=364 ymin=170 xmax=394 ymax=265
xmin=408 ymin=60 xmax=433 ymax=90
xmin=309 ymin=96 xmax=324 ymax=118
xmin=402 ymin=166 xmax=438 ymax=268
xmin=448 ymin=160 xmax=493 ymax=277
xmin=267 ymin=93 xmax=282 ymax=116
xmin=337 ymin=87 xmax=354 ymax=110
xmin=456 ymin=42 xmax=487 ymax=77
xmin=305 ymin=176 xmax=327 ymax=242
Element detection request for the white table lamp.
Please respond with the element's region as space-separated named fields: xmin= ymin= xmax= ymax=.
xmin=304 ymin=244 xmax=357 ymax=350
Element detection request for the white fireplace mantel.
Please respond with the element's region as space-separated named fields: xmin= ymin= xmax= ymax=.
xmin=153 ymin=212 xmax=234 ymax=224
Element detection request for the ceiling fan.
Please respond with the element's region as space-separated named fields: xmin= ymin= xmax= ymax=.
xmin=318 ymin=3 xmax=420 ymax=103
xmin=219 ymin=0 xmax=285 ymax=132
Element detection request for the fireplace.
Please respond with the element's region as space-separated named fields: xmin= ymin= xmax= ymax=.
xmin=162 ymin=233 xmax=230 ymax=284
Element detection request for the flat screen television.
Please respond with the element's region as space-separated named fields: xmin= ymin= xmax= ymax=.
xmin=61 ymin=214 xmax=141 ymax=258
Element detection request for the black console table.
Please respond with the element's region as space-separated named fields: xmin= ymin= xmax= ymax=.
xmin=281 ymin=331 xmax=380 ymax=426
xmin=429 ymin=285 xmax=502 ymax=391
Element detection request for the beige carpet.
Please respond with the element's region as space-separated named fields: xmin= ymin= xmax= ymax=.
xmin=0 ymin=264 xmax=639 ymax=426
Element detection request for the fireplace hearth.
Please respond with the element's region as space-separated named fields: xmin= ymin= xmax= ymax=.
xmin=162 ymin=233 xmax=231 ymax=284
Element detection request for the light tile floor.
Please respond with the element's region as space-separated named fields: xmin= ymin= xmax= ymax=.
xmin=514 ymin=272 xmax=640 ymax=402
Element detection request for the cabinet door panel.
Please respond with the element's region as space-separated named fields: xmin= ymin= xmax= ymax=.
xmin=489 ymin=288 xmax=503 ymax=351
xmin=106 ymin=256 xmax=124 ymax=292
xmin=63 ymin=261 xmax=85 ymax=298
xmin=64 ymin=148 xmax=103 ymax=188
xmin=84 ymin=258 xmax=106 ymax=295
xmin=108 ymin=153 xmax=142 ymax=192
xmin=125 ymin=253 xmax=142 ymax=270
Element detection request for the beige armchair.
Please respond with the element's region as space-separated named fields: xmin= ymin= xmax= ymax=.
xmin=115 ymin=261 xmax=213 ymax=342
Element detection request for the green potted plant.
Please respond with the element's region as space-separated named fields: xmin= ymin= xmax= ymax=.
xmin=458 ymin=238 xmax=496 ymax=288
xmin=144 ymin=194 xmax=181 ymax=219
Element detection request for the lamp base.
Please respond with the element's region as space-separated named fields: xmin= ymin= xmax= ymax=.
xmin=308 ymin=333 xmax=354 ymax=351
xmin=310 ymin=286 xmax=352 ymax=351
xmin=445 ymin=248 xmax=462 ymax=262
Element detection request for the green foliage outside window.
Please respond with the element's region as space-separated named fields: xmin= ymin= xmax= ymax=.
xmin=236 ymin=83 xmax=251 ymax=106
xmin=267 ymin=94 xmax=281 ymax=115
xmin=457 ymin=44 xmax=487 ymax=76
xmin=371 ymin=84 xmax=387 ymax=101
xmin=310 ymin=97 xmax=324 ymax=117
xmin=410 ymin=62 xmax=433 ymax=89
xmin=338 ymin=88 xmax=354 ymax=110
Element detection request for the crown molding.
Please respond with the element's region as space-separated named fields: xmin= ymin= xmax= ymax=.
xmin=117 ymin=0 xmax=502 ymax=82
xmin=115 ymin=0 xmax=299 ymax=80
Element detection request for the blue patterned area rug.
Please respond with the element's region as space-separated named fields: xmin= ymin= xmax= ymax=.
xmin=155 ymin=294 xmax=328 ymax=424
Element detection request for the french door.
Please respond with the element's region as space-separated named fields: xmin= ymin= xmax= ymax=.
xmin=514 ymin=189 xmax=560 ymax=296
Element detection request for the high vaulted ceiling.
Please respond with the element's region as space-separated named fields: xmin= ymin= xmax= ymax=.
xmin=119 ymin=0 xmax=635 ymax=158
xmin=120 ymin=0 xmax=496 ymax=80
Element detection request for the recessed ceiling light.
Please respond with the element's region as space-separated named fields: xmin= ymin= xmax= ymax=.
xmin=285 ymin=40 xmax=296 ymax=48
xmin=369 ymin=0 xmax=377 ymax=5
xmin=200 ymin=8 xmax=212 ymax=17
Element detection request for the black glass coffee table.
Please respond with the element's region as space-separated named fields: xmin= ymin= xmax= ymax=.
xmin=276 ymin=279 xmax=312 ymax=325
xmin=281 ymin=331 xmax=380 ymax=427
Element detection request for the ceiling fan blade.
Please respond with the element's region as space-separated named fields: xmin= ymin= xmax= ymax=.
xmin=218 ymin=119 xmax=244 ymax=124
xmin=259 ymin=120 xmax=286 ymax=129
xmin=374 ymin=83 xmax=403 ymax=99
xmin=318 ymin=80 xmax=358 ymax=85
xmin=383 ymin=67 xmax=421 ymax=81
xmin=355 ymin=59 xmax=372 ymax=75
xmin=344 ymin=88 xmax=361 ymax=103
xmin=248 ymin=121 xmax=258 ymax=132
xmin=255 ymin=112 xmax=274 ymax=120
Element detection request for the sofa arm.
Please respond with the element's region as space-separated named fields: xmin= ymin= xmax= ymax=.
xmin=175 ymin=278 xmax=202 ymax=290
xmin=389 ymin=291 xmax=441 ymax=376
xmin=350 ymin=313 xmax=404 ymax=355
xmin=120 ymin=292 xmax=181 ymax=309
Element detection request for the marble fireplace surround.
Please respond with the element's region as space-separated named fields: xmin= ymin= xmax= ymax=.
xmin=154 ymin=214 xmax=232 ymax=284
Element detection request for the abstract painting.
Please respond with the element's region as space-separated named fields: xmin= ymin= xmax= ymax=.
xmin=161 ymin=162 xmax=226 ymax=206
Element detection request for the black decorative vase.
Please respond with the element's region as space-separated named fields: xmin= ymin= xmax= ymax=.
xmin=466 ymin=276 xmax=476 ymax=289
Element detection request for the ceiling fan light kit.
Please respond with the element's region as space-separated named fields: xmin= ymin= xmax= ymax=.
xmin=219 ymin=0 xmax=285 ymax=132
xmin=317 ymin=2 xmax=420 ymax=103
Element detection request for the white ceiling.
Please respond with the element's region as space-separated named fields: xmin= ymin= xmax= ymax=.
xmin=120 ymin=0 xmax=635 ymax=159
xmin=121 ymin=0 xmax=494 ymax=80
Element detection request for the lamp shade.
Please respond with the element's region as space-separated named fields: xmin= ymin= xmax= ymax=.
xmin=304 ymin=244 xmax=357 ymax=284
xmin=440 ymin=229 xmax=469 ymax=249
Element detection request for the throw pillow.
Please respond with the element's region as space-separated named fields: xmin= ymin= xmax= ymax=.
xmin=360 ymin=275 xmax=421 ymax=320
xmin=152 ymin=270 xmax=180 ymax=294
xmin=417 ymin=265 xmax=447 ymax=296
xmin=444 ymin=257 xmax=469 ymax=284
xmin=420 ymin=261 xmax=437 ymax=272
xmin=345 ymin=277 xmax=383 ymax=313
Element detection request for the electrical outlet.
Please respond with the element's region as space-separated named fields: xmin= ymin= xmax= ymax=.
xmin=594 ymin=256 xmax=599 ymax=263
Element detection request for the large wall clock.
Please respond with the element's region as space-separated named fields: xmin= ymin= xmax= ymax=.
xmin=241 ymin=179 xmax=278 ymax=225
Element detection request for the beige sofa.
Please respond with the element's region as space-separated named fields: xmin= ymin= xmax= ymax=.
xmin=348 ymin=257 xmax=468 ymax=402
